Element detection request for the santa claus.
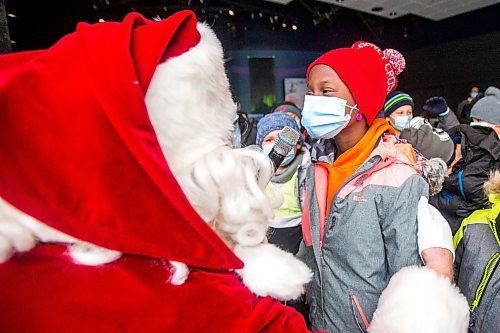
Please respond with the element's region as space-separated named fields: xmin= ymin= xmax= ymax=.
xmin=0 ymin=10 xmax=314 ymax=332
xmin=0 ymin=10 xmax=468 ymax=333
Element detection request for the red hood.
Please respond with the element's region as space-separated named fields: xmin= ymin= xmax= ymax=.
xmin=0 ymin=11 xmax=243 ymax=270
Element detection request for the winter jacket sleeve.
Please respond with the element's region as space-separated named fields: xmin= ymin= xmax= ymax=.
xmin=453 ymin=231 xmax=465 ymax=281
xmin=437 ymin=109 xmax=460 ymax=131
xmin=380 ymin=173 xmax=426 ymax=276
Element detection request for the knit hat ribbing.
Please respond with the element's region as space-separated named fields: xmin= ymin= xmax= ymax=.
xmin=256 ymin=112 xmax=300 ymax=147
xmin=384 ymin=91 xmax=414 ymax=116
xmin=271 ymin=101 xmax=302 ymax=119
xmin=470 ymin=86 xmax=500 ymax=125
xmin=306 ymin=41 xmax=406 ymax=125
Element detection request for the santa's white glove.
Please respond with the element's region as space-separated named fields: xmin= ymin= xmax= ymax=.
xmin=234 ymin=243 xmax=312 ymax=301
xmin=0 ymin=212 xmax=37 ymax=263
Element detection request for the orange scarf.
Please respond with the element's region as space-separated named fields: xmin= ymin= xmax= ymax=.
xmin=319 ymin=119 xmax=395 ymax=214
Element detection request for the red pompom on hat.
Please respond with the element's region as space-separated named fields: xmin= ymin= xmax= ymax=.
xmin=306 ymin=41 xmax=406 ymax=125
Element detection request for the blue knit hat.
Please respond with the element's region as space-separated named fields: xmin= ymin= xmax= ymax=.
xmin=384 ymin=91 xmax=414 ymax=116
xmin=256 ymin=112 xmax=300 ymax=147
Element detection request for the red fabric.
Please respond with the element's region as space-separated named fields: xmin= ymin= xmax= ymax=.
xmin=0 ymin=245 xmax=313 ymax=333
xmin=0 ymin=11 xmax=242 ymax=270
xmin=306 ymin=41 xmax=403 ymax=125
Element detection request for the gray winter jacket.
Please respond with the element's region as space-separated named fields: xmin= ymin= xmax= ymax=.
xmin=298 ymin=134 xmax=425 ymax=332
xmin=454 ymin=194 xmax=500 ymax=333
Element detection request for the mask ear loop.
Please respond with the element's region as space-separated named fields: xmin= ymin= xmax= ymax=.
xmin=348 ymin=104 xmax=362 ymax=121
xmin=346 ymin=104 xmax=359 ymax=118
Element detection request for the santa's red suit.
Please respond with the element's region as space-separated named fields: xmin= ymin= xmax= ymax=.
xmin=0 ymin=11 xmax=312 ymax=332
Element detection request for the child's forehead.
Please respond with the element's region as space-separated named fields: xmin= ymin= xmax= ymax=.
xmin=263 ymin=129 xmax=282 ymax=141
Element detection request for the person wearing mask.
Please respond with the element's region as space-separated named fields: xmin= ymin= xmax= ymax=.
xmin=256 ymin=112 xmax=311 ymax=323
xmin=421 ymin=96 xmax=460 ymax=131
xmin=256 ymin=112 xmax=308 ymax=255
xmin=383 ymin=90 xmax=414 ymax=135
xmin=430 ymin=86 xmax=500 ymax=234
xmin=457 ymin=86 xmax=480 ymax=124
xmin=297 ymin=41 xmax=455 ymax=332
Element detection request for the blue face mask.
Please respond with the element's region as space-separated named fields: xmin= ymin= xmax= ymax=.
xmin=470 ymin=92 xmax=478 ymax=99
xmin=262 ymin=144 xmax=296 ymax=167
xmin=301 ymin=95 xmax=358 ymax=139
xmin=280 ymin=149 xmax=296 ymax=166
xmin=392 ymin=115 xmax=412 ymax=131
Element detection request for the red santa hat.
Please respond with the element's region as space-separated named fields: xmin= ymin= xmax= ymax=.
xmin=0 ymin=11 xmax=242 ymax=270
xmin=307 ymin=41 xmax=406 ymax=125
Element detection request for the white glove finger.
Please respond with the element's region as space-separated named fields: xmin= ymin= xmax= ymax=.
xmin=0 ymin=218 xmax=36 ymax=252
xmin=0 ymin=231 xmax=14 ymax=263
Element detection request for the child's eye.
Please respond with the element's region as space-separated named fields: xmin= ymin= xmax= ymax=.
xmin=322 ymin=89 xmax=336 ymax=96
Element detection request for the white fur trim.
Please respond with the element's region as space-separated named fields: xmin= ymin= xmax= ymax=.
xmin=69 ymin=242 xmax=122 ymax=266
xmin=169 ymin=260 xmax=189 ymax=285
xmin=369 ymin=266 xmax=469 ymax=333
xmin=484 ymin=169 xmax=500 ymax=196
xmin=146 ymin=22 xmax=235 ymax=174
xmin=0 ymin=195 xmax=123 ymax=266
xmin=0 ymin=196 xmax=76 ymax=245
xmin=234 ymin=243 xmax=313 ymax=301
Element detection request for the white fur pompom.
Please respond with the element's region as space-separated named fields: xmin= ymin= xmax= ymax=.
xmin=234 ymin=243 xmax=313 ymax=301
xmin=369 ymin=266 xmax=469 ymax=333
xmin=169 ymin=260 xmax=190 ymax=285
xmin=420 ymin=158 xmax=447 ymax=196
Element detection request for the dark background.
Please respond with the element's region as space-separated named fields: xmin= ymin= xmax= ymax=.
xmin=3 ymin=0 xmax=500 ymax=114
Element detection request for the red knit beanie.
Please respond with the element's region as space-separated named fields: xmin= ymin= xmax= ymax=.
xmin=307 ymin=41 xmax=406 ymax=125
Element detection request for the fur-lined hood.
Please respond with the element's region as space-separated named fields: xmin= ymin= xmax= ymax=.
xmin=484 ymin=170 xmax=500 ymax=196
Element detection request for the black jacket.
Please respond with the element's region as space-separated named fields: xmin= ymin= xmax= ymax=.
xmin=430 ymin=125 xmax=500 ymax=234
xmin=236 ymin=112 xmax=257 ymax=147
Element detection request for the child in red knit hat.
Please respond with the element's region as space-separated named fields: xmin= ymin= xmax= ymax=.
xmin=298 ymin=42 xmax=462 ymax=332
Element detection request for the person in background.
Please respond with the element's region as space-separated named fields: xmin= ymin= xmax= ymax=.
xmin=383 ymin=90 xmax=414 ymax=135
xmin=256 ymin=112 xmax=308 ymax=255
xmin=421 ymin=96 xmax=460 ymax=131
xmin=456 ymin=86 xmax=480 ymax=124
xmin=233 ymin=101 xmax=257 ymax=148
xmin=453 ymin=170 xmax=500 ymax=333
xmin=430 ymin=86 xmax=500 ymax=234
xmin=270 ymin=101 xmax=302 ymax=127
xmin=256 ymin=112 xmax=311 ymax=324
xmin=270 ymin=100 xmax=317 ymax=149
xmin=297 ymin=41 xmax=453 ymax=332
xmin=469 ymin=86 xmax=500 ymax=136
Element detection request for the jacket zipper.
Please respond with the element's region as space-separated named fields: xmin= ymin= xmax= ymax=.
xmin=316 ymin=155 xmax=381 ymax=329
